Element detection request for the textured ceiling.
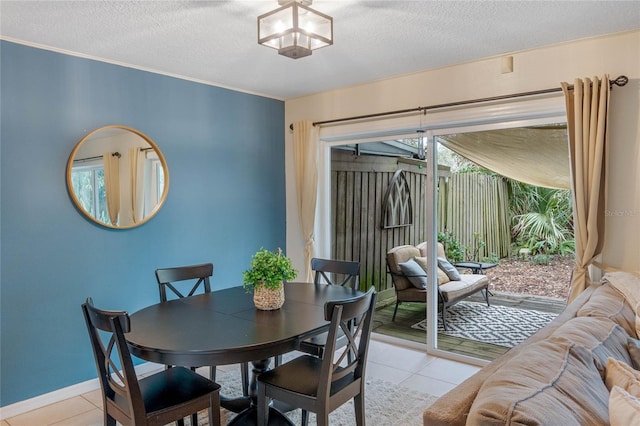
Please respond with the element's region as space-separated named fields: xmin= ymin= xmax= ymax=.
xmin=1 ymin=1 xmax=638 ymax=100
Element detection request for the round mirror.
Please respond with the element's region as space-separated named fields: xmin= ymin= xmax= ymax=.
xmin=66 ymin=125 xmax=169 ymax=229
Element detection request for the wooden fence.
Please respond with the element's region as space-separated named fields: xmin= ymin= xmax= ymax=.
xmin=441 ymin=173 xmax=511 ymax=260
xmin=330 ymin=150 xmax=510 ymax=297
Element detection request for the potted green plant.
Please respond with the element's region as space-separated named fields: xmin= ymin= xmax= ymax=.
xmin=243 ymin=247 xmax=297 ymax=310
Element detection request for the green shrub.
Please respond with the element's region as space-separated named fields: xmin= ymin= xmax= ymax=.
xmin=437 ymin=231 xmax=464 ymax=262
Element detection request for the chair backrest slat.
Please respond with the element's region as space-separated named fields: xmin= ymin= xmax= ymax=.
xmin=311 ymin=258 xmax=360 ymax=289
xmin=155 ymin=263 xmax=213 ymax=302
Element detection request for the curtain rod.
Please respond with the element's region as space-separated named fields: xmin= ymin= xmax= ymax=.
xmin=73 ymin=151 xmax=121 ymax=162
xmin=289 ymin=75 xmax=628 ymax=130
xmin=73 ymin=147 xmax=153 ymax=163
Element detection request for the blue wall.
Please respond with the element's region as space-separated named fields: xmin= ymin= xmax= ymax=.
xmin=0 ymin=41 xmax=286 ymax=406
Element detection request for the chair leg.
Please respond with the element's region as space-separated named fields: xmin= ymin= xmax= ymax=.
xmin=483 ymin=289 xmax=491 ymax=306
xmin=354 ymin=394 xmax=365 ymax=426
xmin=317 ymin=410 xmax=329 ymax=426
xmin=441 ymin=307 xmax=448 ymax=331
xmin=191 ymin=413 xmax=198 ymax=426
xmin=240 ymin=362 xmax=249 ymax=396
xmin=105 ymin=413 xmax=116 ymax=426
xmin=301 ymin=409 xmax=309 ymax=426
xmin=392 ymin=300 xmax=400 ymax=321
xmin=274 ymin=355 xmax=282 ymax=368
xmin=210 ymin=391 xmax=221 ymax=426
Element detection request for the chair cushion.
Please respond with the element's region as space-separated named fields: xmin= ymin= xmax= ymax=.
xmin=437 ymin=257 xmax=461 ymax=281
xmin=414 ymin=256 xmax=450 ymax=285
xmin=438 ymin=274 xmax=488 ymax=302
xmin=415 ymin=242 xmax=447 ymax=258
xmin=387 ymin=245 xmax=421 ymax=291
xmin=398 ymin=258 xmax=427 ymax=289
xmin=395 ymin=286 xmax=428 ymax=303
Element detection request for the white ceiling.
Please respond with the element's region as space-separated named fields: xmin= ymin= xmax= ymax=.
xmin=1 ymin=1 xmax=638 ymax=100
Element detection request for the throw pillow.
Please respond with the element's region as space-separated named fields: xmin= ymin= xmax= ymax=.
xmin=609 ymin=386 xmax=640 ymax=426
xmin=437 ymin=257 xmax=461 ymax=281
xmin=629 ymin=337 xmax=640 ymax=370
xmin=398 ymin=258 xmax=427 ymax=289
xmin=414 ymin=256 xmax=450 ymax=285
xmin=605 ymin=358 xmax=640 ymax=396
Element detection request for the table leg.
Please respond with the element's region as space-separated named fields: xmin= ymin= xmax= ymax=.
xmin=227 ymin=359 xmax=294 ymax=426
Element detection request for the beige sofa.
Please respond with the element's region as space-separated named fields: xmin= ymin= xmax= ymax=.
xmin=386 ymin=242 xmax=489 ymax=329
xmin=423 ymin=276 xmax=639 ymax=425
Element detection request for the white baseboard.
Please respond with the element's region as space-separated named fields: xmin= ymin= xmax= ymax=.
xmin=0 ymin=362 xmax=163 ymax=420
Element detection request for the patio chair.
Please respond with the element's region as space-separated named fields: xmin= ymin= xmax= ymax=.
xmin=386 ymin=242 xmax=490 ymax=330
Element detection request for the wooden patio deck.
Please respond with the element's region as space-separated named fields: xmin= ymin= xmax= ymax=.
xmin=372 ymin=292 xmax=567 ymax=361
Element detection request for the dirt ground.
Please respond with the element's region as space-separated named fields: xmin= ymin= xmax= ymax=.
xmin=482 ymin=255 xmax=575 ymax=300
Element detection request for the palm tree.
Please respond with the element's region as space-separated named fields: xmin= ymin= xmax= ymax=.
xmin=510 ymin=184 xmax=573 ymax=255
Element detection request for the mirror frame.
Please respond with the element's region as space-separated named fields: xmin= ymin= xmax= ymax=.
xmin=66 ymin=125 xmax=170 ymax=229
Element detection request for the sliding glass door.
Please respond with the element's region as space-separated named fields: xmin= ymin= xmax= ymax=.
xmin=316 ymin=93 xmax=567 ymax=364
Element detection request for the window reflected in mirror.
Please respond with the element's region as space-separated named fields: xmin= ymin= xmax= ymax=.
xmin=66 ymin=126 xmax=169 ymax=229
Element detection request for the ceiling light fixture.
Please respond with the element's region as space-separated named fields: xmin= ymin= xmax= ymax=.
xmin=257 ymin=0 xmax=333 ymax=59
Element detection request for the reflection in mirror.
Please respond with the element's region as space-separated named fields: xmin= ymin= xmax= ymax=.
xmin=66 ymin=125 xmax=169 ymax=229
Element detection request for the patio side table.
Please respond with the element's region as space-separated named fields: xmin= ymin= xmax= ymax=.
xmin=453 ymin=261 xmax=498 ymax=275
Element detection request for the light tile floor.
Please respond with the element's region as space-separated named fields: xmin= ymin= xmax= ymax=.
xmin=2 ymin=335 xmax=480 ymax=426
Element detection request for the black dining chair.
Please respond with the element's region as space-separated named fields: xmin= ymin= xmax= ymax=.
xmin=155 ymin=263 xmax=250 ymax=396
xmin=257 ymin=287 xmax=377 ymax=426
xmin=310 ymin=258 xmax=360 ymax=289
xmin=81 ymin=297 xmax=221 ymax=426
xmin=297 ymin=258 xmax=361 ymax=358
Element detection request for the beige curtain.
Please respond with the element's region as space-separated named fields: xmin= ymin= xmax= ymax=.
xmin=103 ymin=152 xmax=121 ymax=226
xmin=129 ymin=147 xmax=145 ymax=223
xmin=293 ymin=121 xmax=319 ymax=282
xmin=562 ymin=75 xmax=611 ymax=302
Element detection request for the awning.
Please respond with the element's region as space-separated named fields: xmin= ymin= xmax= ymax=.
xmin=437 ymin=126 xmax=570 ymax=189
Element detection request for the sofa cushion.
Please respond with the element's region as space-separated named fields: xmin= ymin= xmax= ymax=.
xmin=398 ymin=258 xmax=427 ymax=289
xmin=414 ymin=256 xmax=450 ymax=285
xmin=628 ymin=337 xmax=640 ymax=370
xmin=609 ymin=386 xmax=640 ymax=426
xmin=577 ymin=282 xmax=637 ymax=338
xmin=548 ymin=316 xmax=633 ymax=375
xmin=467 ymin=340 xmax=610 ymax=425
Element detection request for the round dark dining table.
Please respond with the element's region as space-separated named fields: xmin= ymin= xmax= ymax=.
xmin=126 ymin=282 xmax=362 ymax=425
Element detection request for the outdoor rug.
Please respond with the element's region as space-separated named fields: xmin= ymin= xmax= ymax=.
xmin=191 ymin=366 xmax=438 ymax=425
xmin=411 ymin=301 xmax=558 ymax=348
